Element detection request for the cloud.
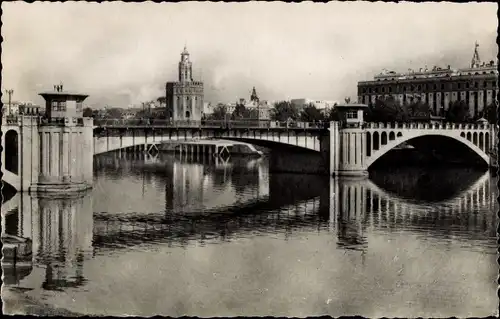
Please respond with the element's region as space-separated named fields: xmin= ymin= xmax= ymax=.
xmin=1 ymin=1 xmax=497 ymax=108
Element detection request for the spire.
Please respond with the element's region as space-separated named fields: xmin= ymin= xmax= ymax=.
xmin=250 ymin=86 xmax=259 ymax=103
xmin=471 ymin=41 xmax=481 ymax=68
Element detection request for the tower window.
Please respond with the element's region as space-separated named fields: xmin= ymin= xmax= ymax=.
xmin=441 ymin=84 xmax=445 ymax=90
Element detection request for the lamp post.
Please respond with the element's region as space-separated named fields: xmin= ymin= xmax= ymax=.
xmin=5 ymin=89 xmax=14 ymax=116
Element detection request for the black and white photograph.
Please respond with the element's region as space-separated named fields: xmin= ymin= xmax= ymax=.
xmin=1 ymin=1 xmax=498 ymax=317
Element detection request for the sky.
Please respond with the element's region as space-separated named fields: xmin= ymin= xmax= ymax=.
xmin=1 ymin=1 xmax=498 ymax=108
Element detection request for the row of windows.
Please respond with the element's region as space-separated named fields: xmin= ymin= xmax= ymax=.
xmin=51 ymin=101 xmax=84 ymax=112
xmin=51 ymin=101 xmax=66 ymax=111
xmin=362 ymin=89 xmax=497 ymax=109
xmin=362 ymin=80 xmax=498 ymax=94
xmin=177 ymin=96 xmax=199 ymax=101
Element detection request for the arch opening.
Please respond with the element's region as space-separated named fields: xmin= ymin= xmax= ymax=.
xmin=5 ymin=130 xmax=19 ymax=175
xmin=485 ymin=132 xmax=490 ymax=153
xmin=473 ymin=132 xmax=478 ymax=146
xmin=373 ymin=132 xmax=380 ymax=151
xmin=381 ymin=132 xmax=388 ymax=145
xmin=389 ymin=131 xmax=395 ymax=141
xmin=466 ymin=132 xmax=472 ymax=141
xmin=366 ymin=132 xmax=372 ymax=157
xmin=368 ymin=134 xmax=489 ymax=170
xmin=479 ymin=132 xmax=484 ymax=150
xmin=185 ymin=111 xmax=191 ymax=119
xmin=396 ymin=132 xmax=402 ymax=138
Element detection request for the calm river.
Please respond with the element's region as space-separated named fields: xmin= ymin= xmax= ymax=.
xmin=2 ymin=151 xmax=498 ymax=317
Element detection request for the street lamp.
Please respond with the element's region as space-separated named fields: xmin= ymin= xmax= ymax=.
xmin=5 ymin=89 xmax=14 ymax=116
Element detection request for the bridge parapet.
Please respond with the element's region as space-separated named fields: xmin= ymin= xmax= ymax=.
xmin=366 ymin=122 xmax=492 ymax=130
xmin=94 ymin=118 xmax=327 ymax=130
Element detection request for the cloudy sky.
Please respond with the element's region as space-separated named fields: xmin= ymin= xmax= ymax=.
xmin=1 ymin=1 xmax=497 ymax=108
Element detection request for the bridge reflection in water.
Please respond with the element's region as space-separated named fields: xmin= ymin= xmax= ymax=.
xmin=1 ymin=151 xmax=497 ymax=314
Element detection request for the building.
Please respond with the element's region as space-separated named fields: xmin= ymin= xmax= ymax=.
xmin=357 ymin=42 xmax=498 ymax=118
xmin=165 ymin=46 xmax=204 ymax=121
xmin=39 ymin=84 xmax=87 ymax=120
xmin=236 ymin=87 xmax=272 ymax=120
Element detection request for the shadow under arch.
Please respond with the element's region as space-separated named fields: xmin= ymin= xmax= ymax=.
xmin=368 ymin=167 xmax=489 ymax=203
xmin=367 ymin=134 xmax=489 ymax=170
xmin=4 ymin=129 xmax=19 ymax=175
xmin=216 ymin=137 xmax=320 ymax=153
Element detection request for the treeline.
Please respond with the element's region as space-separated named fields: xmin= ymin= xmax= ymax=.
xmin=205 ymin=101 xmax=337 ymax=122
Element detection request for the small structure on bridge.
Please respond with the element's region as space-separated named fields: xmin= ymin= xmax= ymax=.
xmin=330 ymin=103 xmax=370 ymax=177
xmin=1 ymin=84 xmax=94 ymax=193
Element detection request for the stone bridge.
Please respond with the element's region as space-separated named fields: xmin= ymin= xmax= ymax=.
xmin=364 ymin=122 xmax=493 ymax=168
xmin=1 ymin=116 xmax=497 ymax=191
xmin=92 ymin=121 xmax=326 ymax=155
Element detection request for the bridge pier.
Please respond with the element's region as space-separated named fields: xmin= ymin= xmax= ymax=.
xmin=29 ymin=118 xmax=94 ymax=193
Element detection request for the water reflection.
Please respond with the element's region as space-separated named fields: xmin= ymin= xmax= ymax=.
xmin=2 ymin=192 xmax=93 ymax=291
xmin=1 ymin=151 xmax=497 ymax=317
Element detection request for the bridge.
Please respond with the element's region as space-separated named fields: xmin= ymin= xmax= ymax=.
xmin=1 ymin=107 xmax=497 ymax=192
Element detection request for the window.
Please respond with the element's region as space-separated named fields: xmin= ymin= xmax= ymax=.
xmin=51 ymin=101 xmax=58 ymax=111
xmin=76 ymin=101 xmax=83 ymax=112
xmin=417 ymin=85 xmax=421 ymax=91
xmin=441 ymin=83 xmax=445 ymax=90
xmin=346 ymin=111 xmax=357 ymax=119
xmin=466 ymin=82 xmax=470 ymax=89
xmin=433 ymin=84 xmax=437 ymax=90
xmin=388 ymin=87 xmax=392 ymax=93
xmin=403 ymin=86 xmax=406 ymax=92
xmin=474 ymin=82 xmax=478 ymax=89
xmin=381 ymin=87 xmax=385 ymax=93
xmin=458 ymin=83 xmax=461 ymax=89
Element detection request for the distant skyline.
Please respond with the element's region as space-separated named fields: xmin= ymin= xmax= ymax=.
xmin=1 ymin=2 xmax=498 ymax=108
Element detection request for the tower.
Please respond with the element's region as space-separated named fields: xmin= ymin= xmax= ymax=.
xmin=179 ymin=46 xmax=193 ymax=83
xmin=30 ymin=84 xmax=94 ymax=193
xmin=250 ymin=86 xmax=259 ymax=103
xmin=166 ymin=47 xmax=204 ymax=121
xmin=471 ymin=41 xmax=481 ymax=68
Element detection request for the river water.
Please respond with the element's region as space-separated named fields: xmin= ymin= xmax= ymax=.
xmin=2 ymin=150 xmax=498 ymax=317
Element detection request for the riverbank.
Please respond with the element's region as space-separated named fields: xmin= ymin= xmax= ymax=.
xmin=2 ymin=286 xmax=81 ymax=316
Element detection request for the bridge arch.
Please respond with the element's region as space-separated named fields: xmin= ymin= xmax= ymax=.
xmin=4 ymin=130 xmax=19 ymax=175
xmin=366 ymin=132 xmax=490 ymax=169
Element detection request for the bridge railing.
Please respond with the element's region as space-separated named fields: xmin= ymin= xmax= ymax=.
xmin=365 ymin=121 xmax=492 ymax=130
xmin=93 ymin=118 xmax=328 ymax=129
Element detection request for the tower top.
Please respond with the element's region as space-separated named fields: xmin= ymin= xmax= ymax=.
xmin=471 ymin=41 xmax=481 ymax=68
xmin=250 ymin=86 xmax=259 ymax=102
xmin=182 ymin=45 xmax=189 ymax=56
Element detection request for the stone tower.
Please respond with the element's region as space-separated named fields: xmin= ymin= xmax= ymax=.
xmin=166 ymin=46 xmax=204 ymax=121
xmin=471 ymin=41 xmax=481 ymax=68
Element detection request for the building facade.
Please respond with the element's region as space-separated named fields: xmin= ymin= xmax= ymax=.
xmin=357 ymin=43 xmax=498 ymax=118
xmin=166 ymin=46 xmax=204 ymax=121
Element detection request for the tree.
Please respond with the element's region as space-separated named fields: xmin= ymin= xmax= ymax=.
xmin=157 ymin=96 xmax=166 ymax=105
xmin=326 ymin=105 xmax=340 ymax=121
xmin=300 ymin=103 xmax=325 ymax=122
xmin=106 ymin=108 xmax=123 ymax=119
xmin=404 ymin=100 xmax=431 ymax=119
xmin=483 ymin=102 xmax=497 ymax=124
xmin=83 ymin=107 xmax=93 ymax=117
xmin=365 ymin=96 xmax=407 ymax=122
xmin=232 ymin=102 xmax=251 ymax=120
xmin=445 ymin=100 xmax=471 ymax=123
xmin=208 ymin=103 xmax=228 ymax=120
xmin=271 ymin=101 xmax=299 ymax=122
